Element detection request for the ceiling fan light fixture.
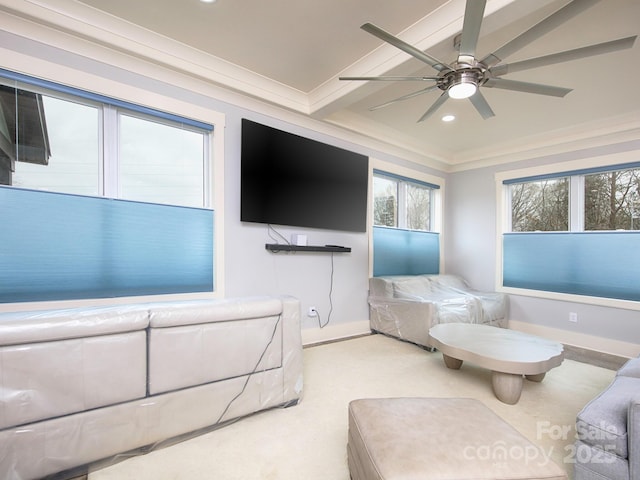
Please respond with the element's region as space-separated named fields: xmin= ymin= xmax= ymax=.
xmin=448 ymin=76 xmax=477 ymax=99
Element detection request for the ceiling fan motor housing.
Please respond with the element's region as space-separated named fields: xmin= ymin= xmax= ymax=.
xmin=440 ymin=68 xmax=484 ymax=94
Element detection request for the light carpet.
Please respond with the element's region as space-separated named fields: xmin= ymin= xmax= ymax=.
xmin=88 ymin=333 xmax=615 ymax=480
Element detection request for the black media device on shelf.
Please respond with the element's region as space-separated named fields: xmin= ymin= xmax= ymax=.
xmin=240 ymin=118 xmax=369 ymax=232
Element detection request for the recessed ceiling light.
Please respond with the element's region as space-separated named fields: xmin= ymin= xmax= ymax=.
xmin=200 ymin=0 xmax=216 ymax=3
xmin=442 ymin=115 xmax=455 ymax=122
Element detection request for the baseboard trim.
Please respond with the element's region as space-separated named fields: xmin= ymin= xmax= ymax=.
xmin=301 ymin=320 xmax=371 ymax=347
xmin=562 ymin=344 xmax=627 ymax=370
xmin=509 ymin=320 xmax=640 ymax=360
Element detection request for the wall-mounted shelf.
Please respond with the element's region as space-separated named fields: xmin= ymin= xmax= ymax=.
xmin=265 ymin=244 xmax=351 ymax=253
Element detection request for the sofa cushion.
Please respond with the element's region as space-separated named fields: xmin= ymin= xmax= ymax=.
xmin=617 ymin=356 xmax=640 ymax=379
xmin=0 ymin=331 xmax=147 ymax=430
xmin=392 ymin=276 xmax=433 ymax=300
xmin=430 ymin=274 xmax=468 ymax=290
xmin=576 ymin=376 xmax=639 ymax=459
xmin=148 ymin=315 xmax=283 ymax=395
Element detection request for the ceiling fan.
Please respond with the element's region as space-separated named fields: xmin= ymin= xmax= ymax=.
xmin=339 ymin=0 xmax=636 ymax=121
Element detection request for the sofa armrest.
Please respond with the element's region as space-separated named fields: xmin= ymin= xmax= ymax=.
xmin=629 ymin=397 xmax=640 ymax=479
xmin=368 ymin=296 xmax=436 ymax=347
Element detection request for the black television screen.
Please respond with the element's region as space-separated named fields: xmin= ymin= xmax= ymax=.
xmin=241 ymin=119 xmax=369 ymax=232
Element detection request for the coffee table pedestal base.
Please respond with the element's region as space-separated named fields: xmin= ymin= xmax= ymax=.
xmin=441 ymin=354 xmax=550 ymax=405
xmin=526 ymin=372 xmax=546 ymax=382
xmin=443 ymin=353 xmax=463 ymax=370
xmin=491 ymin=371 xmax=524 ymax=405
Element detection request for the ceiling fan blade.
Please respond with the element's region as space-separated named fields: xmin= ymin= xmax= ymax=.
xmin=417 ymin=91 xmax=448 ymax=122
xmin=489 ymin=36 xmax=637 ymax=76
xmin=361 ymin=23 xmax=452 ymax=72
xmin=483 ymin=78 xmax=572 ymax=97
xmin=458 ymin=0 xmax=487 ymax=61
xmin=480 ymin=0 xmax=601 ymax=67
xmin=469 ymin=90 xmax=495 ymax=119
xmin=370 ymin=85 xmax=440 ymax=111
xmin=339 ymin=76 xmax=439 ymax=81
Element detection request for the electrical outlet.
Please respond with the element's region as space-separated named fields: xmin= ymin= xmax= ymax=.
xmin=308 ymin=306 xmax=318 ymax=317
xmin=569 ymin=312 xmax=578 ymax=323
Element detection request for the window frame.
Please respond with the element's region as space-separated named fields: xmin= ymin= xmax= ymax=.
xmin=495 ymin=150 xmax=640 ymax=311
xmin=0 ymin=68 xmax=226 ymax=310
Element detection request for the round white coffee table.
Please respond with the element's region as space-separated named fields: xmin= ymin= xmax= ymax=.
xmin=428 ymin=323 xmax=564 ymax=404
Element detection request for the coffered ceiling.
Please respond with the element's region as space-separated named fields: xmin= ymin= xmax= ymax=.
xmin=5 ymin=0 xmax=639 ymax=168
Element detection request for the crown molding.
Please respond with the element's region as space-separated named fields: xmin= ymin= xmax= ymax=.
xmin=449 ymin=112 xmax=640 ymax=172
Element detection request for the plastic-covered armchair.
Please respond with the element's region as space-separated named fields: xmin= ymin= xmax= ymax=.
xmin=368 ymin=274 xmax=508 ymax=349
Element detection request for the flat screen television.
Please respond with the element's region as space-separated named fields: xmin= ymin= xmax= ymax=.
xmin=241 ymin=119 xmax=369 ymax=232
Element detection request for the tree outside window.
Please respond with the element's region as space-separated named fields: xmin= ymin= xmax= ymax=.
xmin=373 ymin=175 xmax=396 ymax=227
xmin=511 ymin=178 xmax=568 ymax=232
xmin=585 ymin=168 xmax=640 ymax=230
xmin=406 ymin=183 xmax=430 ymax=231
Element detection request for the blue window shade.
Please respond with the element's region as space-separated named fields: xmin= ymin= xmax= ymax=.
xmin=373 ymin=226 xmax=439 ymax=276
xmin=503 ymin=232 xmax=640 ymax=301
xmin=0 ymin=187 xmax=214 ymax=302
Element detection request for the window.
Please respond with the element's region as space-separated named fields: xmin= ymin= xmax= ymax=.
xmin=499 ymin=160 xmax=640 ymax=305
xmin=0 ymin=70 xmax=217 ymax=303
xmin=372 ymin=168 xmax=441 ymax=277
xmin=1 ymin=81 xmax=210 ymax=208
xmin=585 ymin=167 xmax=640 ymax=231
xmin=373 ymin=172 xmax=432 ymax=231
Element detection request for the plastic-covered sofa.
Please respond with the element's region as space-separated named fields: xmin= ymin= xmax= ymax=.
xmin=368 ymin=274 xmax=508 ymax=348
xmin=0 ymin=296 xmax=303 ymax=480
xmin=574 ymin=354 xmax=640 ymax=480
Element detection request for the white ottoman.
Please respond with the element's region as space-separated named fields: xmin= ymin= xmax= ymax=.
xmin=347 ymin=397 xmax=567 ymax=480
